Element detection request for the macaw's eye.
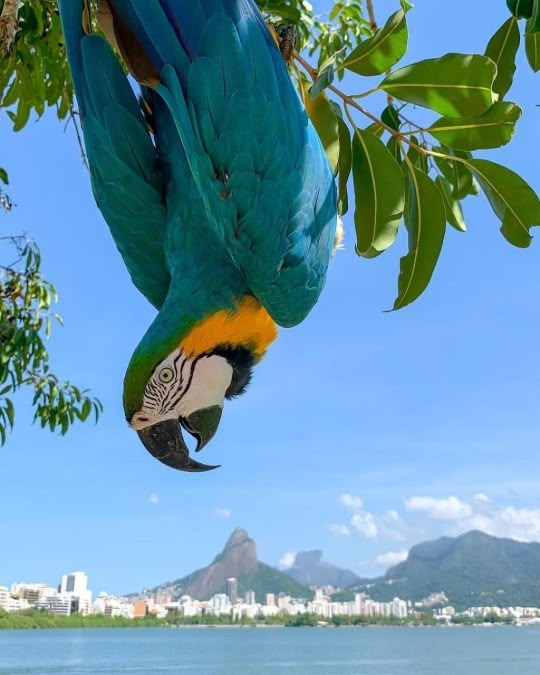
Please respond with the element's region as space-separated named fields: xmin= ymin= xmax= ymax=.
xmin=159 ymin=367 xmax=174 ymax=384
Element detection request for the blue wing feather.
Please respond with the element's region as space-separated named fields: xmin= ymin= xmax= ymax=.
xmin=58 ymin=2 xmax=171 ymax=308
xmin=62 ymin=0 xmax=337 ymax=325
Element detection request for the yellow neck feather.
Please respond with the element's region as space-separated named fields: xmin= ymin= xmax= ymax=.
xmin=179 ymin=297 xmax=278 ymax=361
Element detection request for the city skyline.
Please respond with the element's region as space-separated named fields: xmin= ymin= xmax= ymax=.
xmin=1 ymin=0 xmax=540 ymax=594
xmin=4 ymin=570 xmax=540 ymax=627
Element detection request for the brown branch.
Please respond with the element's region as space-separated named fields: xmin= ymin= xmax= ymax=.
xmin=366 ymin=0 xmax=378 ymax=33
xmin=70 ymin=106 xmax=89 ymax=172
xmin=0 ymin=0 xmax=20 ymax=55
xmin=62 ymin=93 xmax=89 ymax=171
xmin=294 ymin=51 xmax=429 ymax=158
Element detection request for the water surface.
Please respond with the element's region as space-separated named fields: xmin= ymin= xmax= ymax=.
xmin=1 ymin=625 xmax=539 ymax=674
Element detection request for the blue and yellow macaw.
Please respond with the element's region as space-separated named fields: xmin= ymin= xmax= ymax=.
xmin=58 ymin=0 xmax=337 ymax=471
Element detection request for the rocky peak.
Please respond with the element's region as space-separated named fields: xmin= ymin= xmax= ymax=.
xmin=185 ymin=528 xmax=258 ymax=599
xmin=225 ymin=528 xmax=252 ymax=550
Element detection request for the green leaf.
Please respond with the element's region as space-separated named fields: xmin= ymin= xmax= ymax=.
xmin=352 ymin=129 xmax=405 ymax=258
xmin=258 ymin=1 xmax=301 ymax=23
xmin=387 ymin=136 xmax=402 ymax=163
xmin=393 ymin=166 xmax=446 ymax=310
xmin=5 ymin=399 xmax=14 ymax=429
xmin=435 ymin=176 xmax=467 ymax=232
xmin=381 ymin=105 xmax=400 ymax=131
xmin=301 ymin=77 xmax=340 ymax=175
xmin=309 ymin=60 xmax=335 ymax=100
xmin=525 ymin=22 xmax=540 ymax=70
xmin=406 ymin=136 xmax=429 ymax=173
xmin=342 ymin=9 xmax=408 ymax=76
xmin=13 ymin=99 xmax=31 ymax=132
xmin=506 ymin=0 xmax=533 ymax=17
xmin=336 ymin=115 xmax=352 ymax=215
xmin=427 ymin=102 xmax=521 ymax=151
xmin=433 ymin=147 xmax=476 ymax=199
xmin=365 ymin=123 xmax=384 ymax=138
xmin=0 ymin=168 xmax=8 ymax=185
xmin=485 ymin=18 xmax=520 ymax=98
xmin=81 ymin=399 xmax=91 ymax=422
xmin=527 ymin=0 xmax=540 ymax=31
xmin=380 ymin=53 xmax=497 ymax=117
xmin=467 ymin=159 xmax=540 ymax=247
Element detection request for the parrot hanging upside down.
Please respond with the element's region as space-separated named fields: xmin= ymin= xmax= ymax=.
xmin=58 ymin=0 xmax=338 ymax=472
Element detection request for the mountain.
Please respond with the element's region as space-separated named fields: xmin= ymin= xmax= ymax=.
xmin=140 ymin=528 xmax=311 ymax=603
xmin=283 ymin=550 xmax=360 ymax=589
xmin=349 ymin=531 xmax=540 ymax=609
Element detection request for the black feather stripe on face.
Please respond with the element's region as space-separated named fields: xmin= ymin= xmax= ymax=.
xmin=210 ymin=346 xmax=255 ymax=399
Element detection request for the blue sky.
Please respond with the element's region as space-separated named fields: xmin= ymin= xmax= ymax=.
xmin=1 ymin=0 xmax=540 ymax=595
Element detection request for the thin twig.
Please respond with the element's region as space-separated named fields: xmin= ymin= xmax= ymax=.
xmin=63 ymin=93 xmax=89 ymax=171
xmin=366 ymin=0 xmax=378 ymax=33
xmin=0 ymin=0 xmax=20 ymax=55
xmin=293 ymin=50 xmax=471 ymax=172
xmin=295 ymin=51 xmax=425 ymax=155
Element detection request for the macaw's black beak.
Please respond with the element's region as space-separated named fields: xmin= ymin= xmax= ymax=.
xmin=181 ymin=405 xmax=223 ymax=453
xmin=137 ymin=417 xmax=220 ymax=473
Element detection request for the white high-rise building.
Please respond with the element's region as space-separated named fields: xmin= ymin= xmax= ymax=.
xmin=0 ymin=585 xmax=9 ymax=610
xmin=35 ymin=593 xmax=72 ymax=616
xmin=226 ymin=578 xmax=238 ymax=604
xmin=60 ymin=572 xmax=88 ymax=596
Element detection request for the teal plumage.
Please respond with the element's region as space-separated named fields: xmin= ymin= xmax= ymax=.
xmin=58 ymin=0 xmax=338 ymax=471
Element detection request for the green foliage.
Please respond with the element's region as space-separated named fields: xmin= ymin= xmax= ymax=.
xmin=351 ymin=127 xmax=404 ymax=258
xmin=348 ymin=531 xmax=540 ymax=611
xmin=341 ymin=8 xmax=408 ymax=77
xmin=290 ymin=1 xmax=540 ymax=309
xmin=0 ymin=235 xmax=102 ymax=444
xmin=0 ymin=609 xmax=164 ymax=630
xmin=227 ymin=562 xmax=312 ymax=603
xmin=0 ymin=608 xmax=436 ymax=630
xmin=485 ymin=18 xmax=520 ymax=98
xmin=451 ymin=613 xmax=513 ymax=625
xmin=0 ymin=0 xmax=73 ymax=130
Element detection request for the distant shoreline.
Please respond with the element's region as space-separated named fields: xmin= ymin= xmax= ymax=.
xmin=1 ymin=622 xmax=537 ymax=632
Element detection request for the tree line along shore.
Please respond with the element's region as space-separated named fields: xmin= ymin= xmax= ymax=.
xmin=1 ymin=609 xmax=520 ymax=630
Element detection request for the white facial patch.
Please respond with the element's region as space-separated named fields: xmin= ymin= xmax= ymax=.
xmin=130 ymin=349 xmax=233 ymax=430
xmin=177 ymin=355 xmax=233 ymax=418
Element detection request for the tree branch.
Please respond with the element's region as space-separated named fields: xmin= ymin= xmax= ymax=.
xmin=62 ymin=93 xmax=89 ymax=171
xmin=0 ymin=0 xmax=21 ymax=55
xmin=293 ymin=50 xmax=430 ymax=158
xmin=366 ymin=0 xmax=378 ymax=33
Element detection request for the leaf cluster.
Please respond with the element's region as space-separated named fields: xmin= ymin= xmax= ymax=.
xmin=0 ymin=235 xmax=102 ymax=444
xmin=0 ymin=0 xmax=73 ymax=131
xmin=295 ymin=0 xmax=540 ymax=308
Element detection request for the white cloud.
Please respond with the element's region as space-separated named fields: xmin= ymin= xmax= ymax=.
xmin=213 ymin=507 xmax=232 ymax=519
xmin=386 ymin=510 xmax=402 ymax=523
xmin=464 ymin=506 xmax=540 ymax=542
xmin=351 ymin=512 xmax=378 ymax=538
xmin=404 ymin=495 xmax=472 ymax=521
xmin=147 ymin=493 xmax=159 ymax=506
xmin=340 ymin=494 xmax=363 ymax=511
xmin=403 ymin=493 xmax=540 ymax=543
xmin=376 ymin=550 xmax=408 ymax=568
xmin=329 ymin=524 xmax=351 ymax=537
xmin=277 ymin=552 xmax=297 ymax=570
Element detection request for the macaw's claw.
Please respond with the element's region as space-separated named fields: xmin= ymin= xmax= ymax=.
xmin=137 ymin=419 xmax=220 ymax=472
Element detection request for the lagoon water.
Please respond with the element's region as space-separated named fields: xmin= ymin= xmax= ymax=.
xmin=1 ymin=626 xmax=539 ymax=674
